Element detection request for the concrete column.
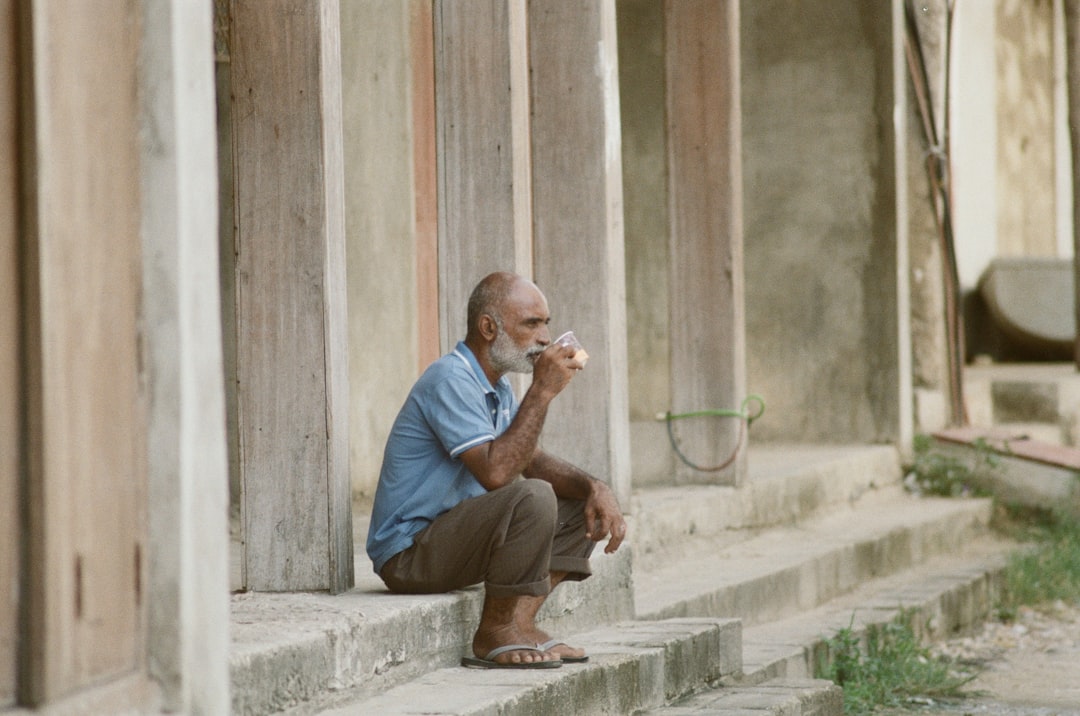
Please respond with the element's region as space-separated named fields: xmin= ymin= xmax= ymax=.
xmin=528 ymin=0 xmax=631 ymax=506
xmin=434 ymin=0 xmax=533 ymax=343
xmin=230 ymin=0 xmax=353 ymax=593
xmin=140 ymin=0 xmax=230 ymax=711
xmin=665 ymin=0 xmax=746 ymax=485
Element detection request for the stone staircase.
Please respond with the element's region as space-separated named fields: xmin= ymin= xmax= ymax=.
xmin=228 ymin=443 xmax=1016 ymax=715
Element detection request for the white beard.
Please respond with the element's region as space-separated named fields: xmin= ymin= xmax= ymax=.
xmin=490 ymin=327 xmax=540 ymax=374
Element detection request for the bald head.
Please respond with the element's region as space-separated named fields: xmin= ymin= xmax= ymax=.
xmin=467 ymin=272 xmax=537 ymax=336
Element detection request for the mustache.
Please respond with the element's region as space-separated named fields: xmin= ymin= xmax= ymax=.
xmin=526 ymin=345 xmax=545 ymax=358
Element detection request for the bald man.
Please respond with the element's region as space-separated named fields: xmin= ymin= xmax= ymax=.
xmin=366 ymin=271 xmax=626 ymax=669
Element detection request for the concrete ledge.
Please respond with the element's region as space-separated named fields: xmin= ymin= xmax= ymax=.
xmin=932 ymin=426 xmax=1080 ymax=516
xmin=313 ymin=618 xmax=741 ymax=715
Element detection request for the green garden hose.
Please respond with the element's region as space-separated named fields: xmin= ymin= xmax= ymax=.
xmin=657 ymin=394 xmax=765 ymax=472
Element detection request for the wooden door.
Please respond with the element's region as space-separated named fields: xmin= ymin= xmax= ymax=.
xmin=19 ymin=0 xmax=146 ymax=704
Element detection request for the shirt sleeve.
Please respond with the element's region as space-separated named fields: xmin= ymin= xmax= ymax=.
xmin=421 ymin=373 xmax=496 ymax=458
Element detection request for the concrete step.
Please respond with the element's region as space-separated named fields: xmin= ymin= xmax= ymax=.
xmin=630 ymin=444 xmax=903 ymax=573
xmin=229 ymin=443 xmax=1000 ymax=715
xmin=229 ymin=548 xmax=632 ymax=715
xmin=640 ymin=678 xmax=843 ymax=716
xmin=634 ymin=490 xmax=996 ymax=625
xmin=646 ymin=537 xmax=1013 ymax=715
xmin=731 ymin=536 xmax=1012 ymax=686
xmin=301 ymin=618 xmax=741 ymax=715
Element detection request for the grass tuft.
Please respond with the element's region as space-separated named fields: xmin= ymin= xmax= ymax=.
xmin=996 ymin=506 xmax=1080 ymax=618
xmin=903 ymin=434 xmax=998 ymax=498
xmin=817 ymin=508 xmax=1080 ymax=712
xmin=816 ymin=611 xmax=977 ymax=714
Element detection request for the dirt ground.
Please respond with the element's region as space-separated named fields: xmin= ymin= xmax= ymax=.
xmin=880 ymin=601 xmax=1080 ymax=716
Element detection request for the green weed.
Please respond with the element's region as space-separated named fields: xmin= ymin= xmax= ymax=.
xmin=903 ymin=434 xmax=998 ymax=498
xmin=997 ymin=508 xmax=1080 ymax=616
xmin=818 ymin=509 xmax=1080 ymax=712
xmin=816 ymin=611 xmax=977 ymax=714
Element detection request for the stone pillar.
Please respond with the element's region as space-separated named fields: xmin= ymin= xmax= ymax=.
xmin=528 ymin=0 xmax=632 ymax=506
xmin=141 ymin=0 xmax=230 ymax=711
xmin=434 ymin=0 xmax=533 ymax=342
xmin=666 ymin=0 xmax=746 ymax=485
xmin=230 ymin=0 xmax=353 ymax=593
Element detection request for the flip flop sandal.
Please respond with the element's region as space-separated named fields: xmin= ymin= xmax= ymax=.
xmin=538 ymin=639 xmax=589 ymax=664
xmin=460 ymin=644 xmax=563 ymax=669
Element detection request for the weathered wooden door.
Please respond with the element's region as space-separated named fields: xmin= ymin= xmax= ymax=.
xmin=16 ymin=0 xmax=146 ymax=706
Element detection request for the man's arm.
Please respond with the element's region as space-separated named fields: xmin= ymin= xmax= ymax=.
xmin=458 ymin=343 xmax=575 ymax=491
xmin=524 ymin=450 xmax=627 ymax=554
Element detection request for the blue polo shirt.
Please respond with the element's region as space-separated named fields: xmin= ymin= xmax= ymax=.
xmin=366 ymin=342 xmax=518 ymax=573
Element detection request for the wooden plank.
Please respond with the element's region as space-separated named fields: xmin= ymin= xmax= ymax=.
xmin=934 ymin=426 xmax=1080 ymax=471
xmin=20 ymin=0 xmax=144 ymax=702
xmin=0 ymin=0 xmax=18 ymax=703
xmin=528 ymin=0 xmax=632 ymax=506
xmin=434 ymin=0 xmax=532 ymax=348
xmin=411 ymin=0 xmax=440 ymax=369
xmin=665 ymin=0 xmax=746 ymax=485
xmin=230 ymin=0 xmax=352 ymax=592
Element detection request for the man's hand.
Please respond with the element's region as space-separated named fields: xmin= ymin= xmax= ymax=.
xmin=584 ymin=480 xmax=627 ymax=554
xmin=528 ymin=342 xmax=583 ymax=400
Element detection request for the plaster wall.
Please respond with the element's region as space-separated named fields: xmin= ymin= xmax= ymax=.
xmin=997 ymin=0 xmax=1056 ymax=260
xmin=742 ymin=1 xmax=900 ymax=443
xmin=951 ymin=0 xmax=998 ymax=289
xmin=340 ymin=2 xmax=421 ymax=499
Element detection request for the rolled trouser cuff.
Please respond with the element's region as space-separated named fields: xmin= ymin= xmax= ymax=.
xmin=484 ymin=575 xmax=551 ymax=599
xmin=550 ymin=555 xmax=592 ymax=582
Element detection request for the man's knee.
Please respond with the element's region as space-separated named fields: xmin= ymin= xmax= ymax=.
xmin=511 ymin=478 xmax=557 ymax=523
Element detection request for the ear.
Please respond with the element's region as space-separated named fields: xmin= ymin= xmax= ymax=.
xmin=478 ymin=314 xmax=499 ymax=341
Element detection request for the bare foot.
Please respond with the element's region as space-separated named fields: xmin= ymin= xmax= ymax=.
xmin=525 ymin=628 xmax=587 ymax=661
xmin=472 ymin=624 xmax=559 ymax=665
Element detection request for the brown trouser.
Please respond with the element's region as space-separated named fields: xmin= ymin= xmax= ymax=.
xmin=379 ymin=478 xmax=594 ymax=599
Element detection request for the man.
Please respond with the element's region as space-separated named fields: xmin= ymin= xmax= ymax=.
xmin=366 ymin=271 xmax=627 ymax=669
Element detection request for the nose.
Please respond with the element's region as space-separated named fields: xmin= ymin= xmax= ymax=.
xmin=538 ymin=325 xmax=551 ymax=345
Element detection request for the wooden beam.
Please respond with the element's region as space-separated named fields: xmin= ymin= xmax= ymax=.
xmin=528 ymin=0 xmax=632 ymax=506
xmin=230 ymin=0 xmax=353 ymax=592
xmin=434 ymin=0 xmax=532 ymax=347
xmin=0 ymin=0 xmax=19 ymax=704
